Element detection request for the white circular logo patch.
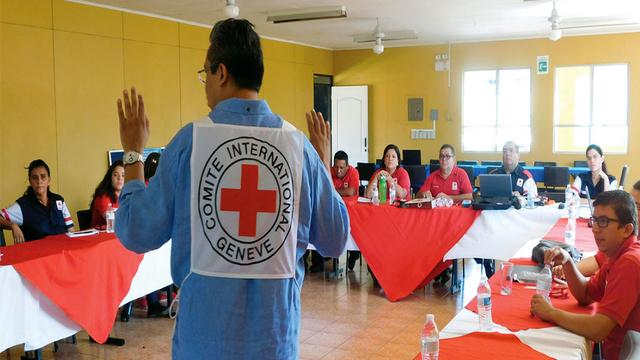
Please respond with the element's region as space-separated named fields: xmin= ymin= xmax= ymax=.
xmin=197 ymin=137 xmax=294 ymax=265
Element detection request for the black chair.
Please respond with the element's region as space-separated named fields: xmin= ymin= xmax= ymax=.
xmin=542 ymin=167 xmax=570 ymax=201
xmin=481 ymin=160 xmax=502 ymax=166
xmin=77 ymin=209 xmax=92 ymax=230
xmin=404 ymin=165 xmax=427 ymax=195
xmin=620 ymin=165 xmax=629 ymax=189
xmin=356 ymin=162 xmax=376 ymax=196
xmin=429 ymin=163 xmax=440 ymax=174
xmin=402 ymin=149 xmax=421 ymax=166
xmin=518 ymin=161 xmax=527 ymax=166
xmin=457 ymin=160 xmax=478 ymax=165
xmin=573 ymin=160 xmax=588 ymax=168
xmin=459 ymin=166 xmax=475 ymax=188
xmin=429 ymin=159 xmax=440 ymax=165
xmin=534 ymin=161 xmax=557 ymax=167
xmin=0 ymin=230 xmax=5 ymax=246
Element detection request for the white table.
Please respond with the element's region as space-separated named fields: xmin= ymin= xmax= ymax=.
xmin=0 ymin=241 xmax=172 ymax=352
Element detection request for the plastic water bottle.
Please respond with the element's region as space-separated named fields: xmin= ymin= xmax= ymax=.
xmin=371 ymin=183 xmax=380 ymax=206
xmin=389 ymin=181 xmax=396 ymax=204
xmin=526 ymin=191 xmax=535 ymax=208
xmin=564 ymin=217 xmax=576 ymax=247
xmin=378 ymin=176 xmax=387 ymax=204
xmin=106 ymin=203 xmax=115 ymax=233
xmin=421 ymin=314 xmax=439 ymax=360
xmin=477 ymin=268 xmax=493 ymax=331
xmin=536 ymin=264 xmax=553 ymax=300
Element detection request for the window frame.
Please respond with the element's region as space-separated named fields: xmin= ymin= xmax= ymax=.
xmin=461 ymin=66 xmax=532 ymax=153
xmin=552 ymin=62 xmax=629 ymax=155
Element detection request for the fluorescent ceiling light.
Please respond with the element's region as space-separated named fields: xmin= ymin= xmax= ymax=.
xmin=266 ymin=6 xmax=347 ymax=24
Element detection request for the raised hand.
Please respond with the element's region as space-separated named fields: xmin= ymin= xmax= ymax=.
xmin=117 ymin=87 xmax=149 ymax=153
xmin=305 ymin=110 xmax=331 ymax=171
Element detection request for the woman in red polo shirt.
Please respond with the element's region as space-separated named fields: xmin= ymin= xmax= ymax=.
xmin=365 ymin=144 xmax=411 ymax=201
xmin=90 ymin=160 xmax=124 ymax=229
xmin=417 ymin=144 xmax=473 ymax=201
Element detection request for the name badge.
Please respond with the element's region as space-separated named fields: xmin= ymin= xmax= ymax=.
xmin=56 ymin=200 xmax=63 ymax=210
xmin=516 ymin=178 xmax=524 ymax=187
xmin=452 ymin=182 xmax=458 ymax=191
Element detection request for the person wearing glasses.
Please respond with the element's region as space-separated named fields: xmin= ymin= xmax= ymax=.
xmin=416 ymin=144 xmax=473 ymax=201
xmin=0 ymin=159 xmax=74 ymax=243
xmin=365 ymin=144 xmax=411 ymax=201
xmin=573 ymin=144 xmax=617 ymax=197
xmin=113 ymin=19 xmax=349 ymax=359
xmin=531 ymin=190 xmax=640 ymax=360
xmin=489 ymin=141 xmax=537 ymax=197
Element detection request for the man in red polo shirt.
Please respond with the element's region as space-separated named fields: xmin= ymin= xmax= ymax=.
xmin=531 ymin=190 xmax=640 ymax=360
xmin=331 ymin=150 xmax=359 ymax=197
xmin=331 ymin=150 xmax=361 ymax=270
xmin=417 ymin=144 xmax=473 ymax=201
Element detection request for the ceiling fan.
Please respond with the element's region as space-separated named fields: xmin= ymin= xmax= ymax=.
xmin=353 ymin=18 xmax=417 ymax=54
xmin=544 ymin=0 xmax=639 ymax=41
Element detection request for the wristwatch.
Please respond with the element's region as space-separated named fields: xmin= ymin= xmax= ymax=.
xmin=123 ymin=150 xmax=143 ymax=165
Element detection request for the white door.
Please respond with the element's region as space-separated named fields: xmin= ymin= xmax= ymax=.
xmin=331 ymin=86 xmax=369 ymax=165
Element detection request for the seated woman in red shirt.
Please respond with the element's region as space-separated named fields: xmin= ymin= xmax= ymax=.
xmin=364 ymin=144 xmax=411 ymax=201
xmin=417 ymin=144 xmax=473 ymax=201
xmin=90 ymin=160 xmax=124 ymax=229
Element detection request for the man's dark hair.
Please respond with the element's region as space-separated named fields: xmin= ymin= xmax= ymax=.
xmin=593 ymin=190 xmax=638 ymax=236
xmin=440 ymin=144 xmax=456 ymax=156
xmin=207 ymin=19 xmax=264 ymax=92
xmin=334 ymin=150 xmax=348 ymax=165
xmin=634 ymin=179 xmax=640 ymax=192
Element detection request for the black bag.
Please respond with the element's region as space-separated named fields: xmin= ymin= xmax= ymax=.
xmin=531 ymin=239 xmax=583 ymax=265
xmin=472 ymin=196 xmax=521 ymax=210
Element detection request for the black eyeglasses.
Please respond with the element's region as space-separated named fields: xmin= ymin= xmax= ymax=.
xmin=590 ymin=216 xmax=621 ymax=228
xmin=439 ymin=154 xmax=454 ymax=160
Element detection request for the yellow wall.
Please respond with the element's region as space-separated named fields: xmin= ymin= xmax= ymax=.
xmin=0 ymin=0 xmax=332 ymax=244
xmin=333 ymin=34 xmax=639 ymax=185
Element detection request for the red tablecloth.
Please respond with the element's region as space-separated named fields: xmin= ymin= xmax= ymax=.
xmin=544 ymin=218 xmax=597 ymax=253
xmin=465 ymin=270 xmax=594 ymax=331
xmin=412 ymin=332 xmax=553 ymax=359
xmin=346 ymin=201 xmax=480 ymax=301
xmin=0 ymin=233 xmax=143 ymax=343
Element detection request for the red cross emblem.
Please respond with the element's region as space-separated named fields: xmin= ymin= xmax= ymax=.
xmin=220 ymin=163 xmax=277 ymax=237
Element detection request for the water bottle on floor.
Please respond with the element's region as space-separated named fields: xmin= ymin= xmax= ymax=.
xmin=421 ymin=314 xmax=439 ymax=360
xmin=536 ymin=264 xmax=553 ymax=300
xmin=106 ymin=203 xmax=115 ymax=233
xmin=477 ymin=267 xmax=493 ymax=331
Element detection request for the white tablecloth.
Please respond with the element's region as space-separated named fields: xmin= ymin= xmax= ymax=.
xmin=444 ymin=205 xmax=565 ymax=261
xmin=0 ymin=241 xmax=172 ymax=352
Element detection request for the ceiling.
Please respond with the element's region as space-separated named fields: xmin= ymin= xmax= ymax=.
xmin=71 ymin=0 xmax=640 ymax=49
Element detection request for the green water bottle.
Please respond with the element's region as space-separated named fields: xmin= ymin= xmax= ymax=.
xmin=378 ymin=175 xmax=387 ymax=204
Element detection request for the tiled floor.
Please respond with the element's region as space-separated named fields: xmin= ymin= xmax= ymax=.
xmin=1 ymin=258 xmax=482 ymax=359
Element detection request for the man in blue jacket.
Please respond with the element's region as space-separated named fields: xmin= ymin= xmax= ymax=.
xmin=114 ymin=18 xmax=349 ymax=359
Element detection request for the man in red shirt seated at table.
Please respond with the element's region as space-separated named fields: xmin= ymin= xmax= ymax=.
xmin=531 ymin=190 xmax=640 ymax=360
xmin=416 ymin=144 xmax=473 ymax=201
xmin=331 ymin=150 xmax=361 ymax=270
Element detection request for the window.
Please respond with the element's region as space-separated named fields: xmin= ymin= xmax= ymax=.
xmin=462 ymin=68 xmax=531 ymax=152
xmin=553 ymin=64 xmax=628 ymax=153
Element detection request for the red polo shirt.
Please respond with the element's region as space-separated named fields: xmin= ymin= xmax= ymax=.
xmin=332 ymin=165 xmax=360 ymax=194
xmin=369 ymin=167 xmax=411 ymax=200
xmin=587 ymin=235 xmax=640 ymax=360
xmin=419 ymin=166 xmax=473 ymax=197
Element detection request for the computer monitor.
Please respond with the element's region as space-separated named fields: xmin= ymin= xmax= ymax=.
xmin=543 ymin=166 xmax=569 ymax=188
xmin=402 ymin=149 xmax=421 ymax=166
xmin=479 ymin=174 xmax=512 ymax=198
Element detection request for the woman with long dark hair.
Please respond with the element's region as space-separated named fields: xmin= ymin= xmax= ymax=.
xmin=0 ymin=159 xmax=74 ymax=243
xmin=573 ymin=144 xmax=617 ymax=197
xmin=90 ymin=160 xmax=124 ymax=228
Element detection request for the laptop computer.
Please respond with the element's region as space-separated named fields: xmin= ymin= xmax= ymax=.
xmin=473 ymin=174 xmax=514 ymax=209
